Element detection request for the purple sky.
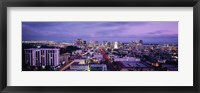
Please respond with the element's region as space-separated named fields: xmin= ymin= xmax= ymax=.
xmin=22 ymin=22 xmax=178 ymax=44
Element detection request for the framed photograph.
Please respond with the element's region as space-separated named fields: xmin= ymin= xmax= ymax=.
xmin=0 ymin=0 xmax=200 ymax=93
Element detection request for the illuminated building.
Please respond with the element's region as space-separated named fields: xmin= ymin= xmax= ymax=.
xmin=24 ymin=48 xmax=59 ymax=66
xmin=89 ymin=40 xmax=93 ymax=47
xmin=114 ymin=57 xmax=140 ymax=62
xmin=114 ymin=41 xmax=118 ymax=49
xmin=74 ymin=59 xmax=86 ymax=64
xmin=69 ymin=62 xmax=88 ymax=71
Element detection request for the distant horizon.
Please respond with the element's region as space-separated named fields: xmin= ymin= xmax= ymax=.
xmin=22 ymin=22 xmax=178 ymax=44
xmin=22 ymin=40 xmax=178 ymax=44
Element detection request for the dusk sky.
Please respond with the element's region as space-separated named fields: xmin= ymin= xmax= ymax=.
xmin=22 ymin=22 xmax=178 ymax=44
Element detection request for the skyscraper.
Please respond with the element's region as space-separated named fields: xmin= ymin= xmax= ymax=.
xmin=114 ymin=41 xmax=118 ymax=49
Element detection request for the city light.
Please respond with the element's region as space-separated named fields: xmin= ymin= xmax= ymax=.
xmin=22 ymin=22 xmax=178 ymax=71
xmin=22 ymin=39 xmax=178 ymax=71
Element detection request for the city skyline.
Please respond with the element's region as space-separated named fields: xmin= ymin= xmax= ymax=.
xmin=22 ymin=22 xmax=178 ymax=44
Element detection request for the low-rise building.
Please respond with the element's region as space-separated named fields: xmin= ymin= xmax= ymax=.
xmin=90 ymin=64 xmax=107 ymax=71
xmin=70 ymin=62 xmax=88 ymax=71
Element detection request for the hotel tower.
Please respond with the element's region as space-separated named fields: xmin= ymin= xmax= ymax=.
xmin=24 ymin=48 xmax=60 ymax=66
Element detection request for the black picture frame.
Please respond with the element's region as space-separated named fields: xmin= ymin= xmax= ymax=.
xmin=0 ymin=0 xmax=200 ymax=93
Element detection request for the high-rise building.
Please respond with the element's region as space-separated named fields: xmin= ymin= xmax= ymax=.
xmin=83 ymin=41 xmax=87 ymax=45
xmin=114 ymin=41 xmax=118 ymax=49
xmin=76 ymin=38 xmax=83 ymax=46
xmin=139 ymin=40 xmax=143 ymax=44
xmin=24 ymin=48 xmax=60 ymax=66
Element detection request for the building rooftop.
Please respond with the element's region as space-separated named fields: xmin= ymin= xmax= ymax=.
xmin=71 ymin=62 xmax=88 ymax=66
xmin=90 ymin=64 xmax=106 ymax=67
xmin=24 ymin=48 xmax=59 ymax=50
xmin=118 ymin=61 xmax=147 ymax=68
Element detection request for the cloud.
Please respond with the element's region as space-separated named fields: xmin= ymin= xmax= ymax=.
xmin=147 ymin=30 xmax=167 ymax=34
xmin=22 ymin=22 xmax=178 ymax=43
xmin=97 ymin=22 xmax=148 ymax=27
